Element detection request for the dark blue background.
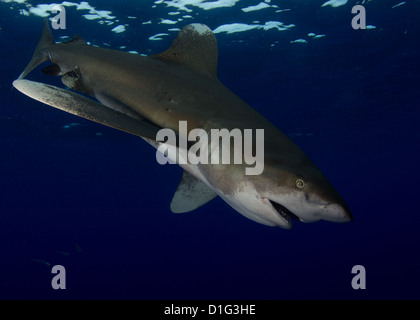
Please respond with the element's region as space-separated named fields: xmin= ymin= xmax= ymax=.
xmin=0 ymin=0 xmax=419 ymax=299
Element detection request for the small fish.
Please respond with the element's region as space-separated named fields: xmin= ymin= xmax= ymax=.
xmin=56 ymin=251 xmax=70 ymax=256
xmin=30 ymin=259 xmax=51 ymax=267
xmin=74 ymin=243 xmax=82 ymax=254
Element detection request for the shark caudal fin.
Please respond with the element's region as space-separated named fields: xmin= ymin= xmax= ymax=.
xmin=18 ymin=19 xmax=55 ymax=79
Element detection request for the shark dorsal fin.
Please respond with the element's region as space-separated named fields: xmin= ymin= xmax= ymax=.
xmin=153 ymin=24 xmax=218 ymax=79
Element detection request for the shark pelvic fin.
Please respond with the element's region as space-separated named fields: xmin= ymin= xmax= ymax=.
xmin=12 ymin=79 xmax=162 ymax=141
xmin=170 ymin=171 xmax=217 ymax=213
xmin=152 ymin=24 xmax=218 ymax=79
xmin=19 ymin=19 xmax=55 ymax=79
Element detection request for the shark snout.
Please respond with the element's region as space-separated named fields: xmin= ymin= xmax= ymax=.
xmin=320 ymin=202 xmax=353 ymax=223
xmin=265 ymin=193 xmax=353 ymax=227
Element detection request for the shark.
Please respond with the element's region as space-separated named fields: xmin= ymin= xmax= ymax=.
xmin=12 ymin=21 xmax=353 ymax=228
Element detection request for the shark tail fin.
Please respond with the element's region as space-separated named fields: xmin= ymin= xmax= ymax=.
xmin=18 ymin=19 xmax=55 ymax=79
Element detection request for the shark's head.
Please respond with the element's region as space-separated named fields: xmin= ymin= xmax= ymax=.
xmin=264 ymin=162 xmax=352 ymax=228
xmin=218 ymin=153 xmax=353 ymax=229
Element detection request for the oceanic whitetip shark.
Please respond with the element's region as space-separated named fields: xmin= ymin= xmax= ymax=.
xmin=13 ymin=21 xmax=352 ymax=228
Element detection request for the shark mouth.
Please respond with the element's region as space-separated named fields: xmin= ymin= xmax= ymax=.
xmin=269 ymin=200 xmax=300 ymax=224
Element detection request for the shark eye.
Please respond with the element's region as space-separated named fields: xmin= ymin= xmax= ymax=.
xmin=296 ymin=179 xmax=305 ymax=189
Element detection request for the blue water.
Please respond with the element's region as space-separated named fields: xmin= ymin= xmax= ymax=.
xmin=0 ymin=0 xmax=419 ymax=299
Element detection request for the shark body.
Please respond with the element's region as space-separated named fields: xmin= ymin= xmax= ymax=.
xmin=13 ymin=21 xmax=352 ymax=228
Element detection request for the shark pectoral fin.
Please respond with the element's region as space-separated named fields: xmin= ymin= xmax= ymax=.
xmin=170 ymin=171 xmax=217 ymax=213
xmin=12 ymin=79 xmax=162 ymax=141
xmin=152 ymin=24 xmax=218 ymax=79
